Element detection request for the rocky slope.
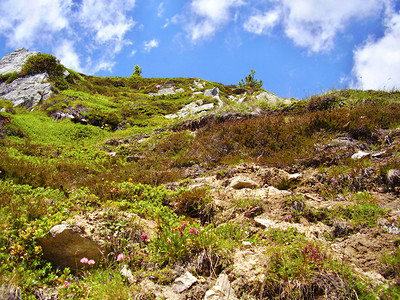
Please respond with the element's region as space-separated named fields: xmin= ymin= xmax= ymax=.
xmin=0 ymin=49 xmax=400 ymax=299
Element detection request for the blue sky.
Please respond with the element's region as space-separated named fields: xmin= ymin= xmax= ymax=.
xmin=0 ymin=0 xmax=400 ymax=99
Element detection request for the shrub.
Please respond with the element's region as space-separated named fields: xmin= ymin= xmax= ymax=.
xmin=21 ymin=53 xmax=64 ymax=79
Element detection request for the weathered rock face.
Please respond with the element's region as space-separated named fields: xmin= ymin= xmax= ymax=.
xmin=0 ymin=48 xmax=53 ymax=108
xmin=0 ymin=73 xmax=52 ymax=107
xmin=0 ymin=48 xmax=39 ymax=75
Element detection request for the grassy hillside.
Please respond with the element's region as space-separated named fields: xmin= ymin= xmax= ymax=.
xmin=1 ymin=63 xmax=400 ymax=298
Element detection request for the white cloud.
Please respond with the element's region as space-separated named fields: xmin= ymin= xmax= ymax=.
xmin=144 ymin=39 xmax=159 ymax=52
xmin=244 ymin=0 xmax=386 ymax=53
xmin=352 ymin=12 xmax=400 ymax=90
xmin=78 ymin=0 xmax=136 ymax=54
xmin=185 ymin=0 xmax=245 ymax=41
xmin=0 ymin=0 xmax=71 ymax=48
xmin=244 ymin=9 xmax=280 ymax=35
xmin=55 ymin=40 xmax=82 ymax=72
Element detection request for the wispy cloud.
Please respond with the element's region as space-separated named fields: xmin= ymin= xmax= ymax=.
xmin=183 ymin=0 xmax=245 ymax=42
xmin=0 ymin=0 xmax=137 ymax=74
xmin=144 ymin=39 xmax=159 ymax=52
xmin=244 ymin=9 xmax=280 ymax=35
xmin=352 ymin=11 xmax=400 ymax=90
xmin=157 ymin=2 xmax=165 ymax=18
xmin=244 ymin=0 xmax=386 ymax=53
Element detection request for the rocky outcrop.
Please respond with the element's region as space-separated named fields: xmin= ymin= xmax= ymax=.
xmin=256 ymin=91 xmax=292 ymax=106
xmin=0 ymin=48 xmax=38 ymax=75
xmin=0 ymin=49 xmax=53 ymax=107
xmin=149 ymin=87 xmax=185 ymax=96
xmin=0 ymin=73 xmax=52 ymax=107
xmin=165 ymin=100 xmax=215 ymax=119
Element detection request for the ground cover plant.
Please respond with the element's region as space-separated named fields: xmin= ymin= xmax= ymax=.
xmin=1 ymin=58 xmax=400 ymax=298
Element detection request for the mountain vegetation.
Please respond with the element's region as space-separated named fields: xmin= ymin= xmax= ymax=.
xmin=1 ymin=52 xmax=400 ymax=299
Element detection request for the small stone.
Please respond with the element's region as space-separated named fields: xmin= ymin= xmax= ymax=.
xmin=254 ymin=218 xmax=275 ymax=229
xmin=204 ymin=273 xmax=238 ymax=300
xmin=351 ymin=151 xmax=370 ymax=160
xmin=242 ymin=241 xmax=252 ymax=247
xmin=172 ymin=271 xmax=198 ymax=293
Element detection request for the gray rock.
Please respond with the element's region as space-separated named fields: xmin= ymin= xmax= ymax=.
xmin=172 ymin=271 xmax=198 ymax=293
xmin=229 ymin=176 xmax=259 ymax=189
xmin=38 ymin=224 xmax=103 ymax=270
xmin=204 ymin=273 xmax=238 ymax=300
xmin=204 ymin=88 xmax=219 ymax=98
xmin=0 ymin=73 xmax=52 ymax=107
xmin=0 ymin=48 xmax=39 ymax=75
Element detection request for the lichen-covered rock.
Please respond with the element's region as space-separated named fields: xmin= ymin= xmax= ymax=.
xmin=0 ymin=73 xmax=52 ymax=107
xmin=0 ymin=48 xmax=39 ymax=75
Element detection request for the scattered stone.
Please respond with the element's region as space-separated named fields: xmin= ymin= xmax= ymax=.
xmin=194 ymin=80 xmax=205 ymax=89
xmin=229 ymin=176 xmax=259 ymax=189
xmin=351 ymin=151 xmax=370 ymax=160
xmin=254 ymin=218 xmax=275 ymax=229
xmin=0 ymin=48 xmax=38 ymax=75
xmin=149 ymin=87 xmax=184 ymax=96
xmin=38 ymin=224 xmax=103 ymax=270
xmin=172 ymin=271 xmax=198 ymax=293
xmin=204 ymin=273 xmax=238 ymax=300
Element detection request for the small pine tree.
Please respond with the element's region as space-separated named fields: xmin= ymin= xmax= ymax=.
xmin=238 ymin=69 xmax=263 ymax=89
xmin=132 ymin=65 xmax=142 ymax=77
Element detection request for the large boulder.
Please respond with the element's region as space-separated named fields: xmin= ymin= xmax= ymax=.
xmin=38 ymin=224 xmax=103 ymax=270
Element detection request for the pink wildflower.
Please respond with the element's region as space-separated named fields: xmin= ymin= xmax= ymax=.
xmin=64 ymin=281 xmax=70 ymax=288
xmin=87 ymin=259 xmax=95 ymax=265
xmin=189 ymin=228 xmax=199 ymax=235
xmin=140 ymin=234 xmax=149 ymax=242
xmin=80 ymin=257 xmax=88 ymax=264
xmin=117 ymin=253 xmax=126 ymax=261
